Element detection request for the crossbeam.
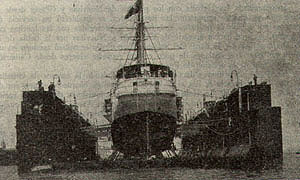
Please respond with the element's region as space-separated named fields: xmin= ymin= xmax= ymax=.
xmin=98 ymin=47 xmax=183 ymax=51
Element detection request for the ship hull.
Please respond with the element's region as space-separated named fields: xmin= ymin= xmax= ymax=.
xmin=114 ymin=93 xmax=178 ymax=120
xmin=112 ymin=111 xmax=177 ymax=157
xmin=111 ymin=92 xmax=178 ymax=157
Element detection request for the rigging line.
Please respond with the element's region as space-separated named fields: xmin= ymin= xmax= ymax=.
xmin=124 ymin=34 xmax=136 ymax=67
xmin=148 ymin=51 xmax=155 ymax=64
xmin=129 ymin=46 xmax=136 ymax=65
xmin=124 ymin=21 xmax=137 ymax=67
xmin=180 ymin=90 xmax=203 ymax=96
xmin=76 ymin=92 xmax=108 ymax=101
xmin=144 ymin=48 xmax=151 ymax=64
xmin=144 ymin=34 xmax=147 ymax=66
xmin=144 ymin=49 xmax=148 ymax=63
xmin=145 ymin=27 xmax=162 ymax=64
xmin=77 ymin=91 xmax=108 ymax=97
xmin=180 ymin=89 xmax=225 ymax=99
xmin=147 ymin=51 xmax=153 ymax=64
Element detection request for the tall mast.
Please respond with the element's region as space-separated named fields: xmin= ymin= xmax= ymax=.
xmin=136 ymin=0 xmax=145 ymax=64
xmin=100 ymin=0 xmax=182 ymax=64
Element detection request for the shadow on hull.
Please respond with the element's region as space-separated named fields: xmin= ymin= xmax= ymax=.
xmin=111 ymin=111 xmax=176 ymax=158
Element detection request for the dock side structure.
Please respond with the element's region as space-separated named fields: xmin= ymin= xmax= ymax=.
xmin=16 ymin=81 xmax=97 ymax=173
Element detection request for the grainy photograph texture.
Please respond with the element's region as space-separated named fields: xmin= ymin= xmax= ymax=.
xmin=0 ymin=0 xmax=299 ymax=179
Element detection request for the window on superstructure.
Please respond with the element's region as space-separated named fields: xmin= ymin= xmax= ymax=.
xmin=133 ymin=82 xmax=138 ymax=93
xmin=155 ymin=81 xmax=160 ymax=92
xmin=161 ymin=70 xmax=167 ymax=77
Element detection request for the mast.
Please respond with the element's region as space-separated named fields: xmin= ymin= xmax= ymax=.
xmin=100 ymin=0 xmax=182 ymax=64
xmin=136 ymin=0 xmax=149 ymax=158
xmin=146 ymin=113 xmax=150 ymax=159
xmin=136 ymin=0 xmax=145 ymax=64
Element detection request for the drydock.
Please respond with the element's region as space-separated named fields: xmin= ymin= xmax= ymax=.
xmin=16 ymin=81 xmax=97 ymax=173
xmin=15 ymin=80 xmax=283 ymax=173
xmin=15 ymin=0 xmax=282 ymax=174
xmin=181 ymin=76 xmax=282 ymax=169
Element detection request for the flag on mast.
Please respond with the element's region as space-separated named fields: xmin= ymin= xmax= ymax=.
xmin=125 ymin=0 xmax=141 ymax=19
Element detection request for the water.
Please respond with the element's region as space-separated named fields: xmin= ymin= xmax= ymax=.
xmin=1 ymin=153 xmax=299 ymax=180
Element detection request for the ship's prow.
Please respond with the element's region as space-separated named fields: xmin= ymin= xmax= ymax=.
xmin=105 ymin=63 xmax=183 ymax=158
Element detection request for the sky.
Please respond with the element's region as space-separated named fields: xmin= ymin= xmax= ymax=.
xmin=0 ymin=0 xmax=299 ymax=152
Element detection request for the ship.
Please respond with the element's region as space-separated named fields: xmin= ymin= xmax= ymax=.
xmin=103 ymin=0 xmax=183 ymax=159
xmin=181 ymin=75 xmax=283 ymax=169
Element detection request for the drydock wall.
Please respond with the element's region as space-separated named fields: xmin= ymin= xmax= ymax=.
xmin=255 ymin=107 xmax=282 ymax=163
xmin=181 ymin=106 xmax=282 ymax=169
xmin=181 ymin=83 xmax=282 ymax=168
xmin=16 ymin=89 xmax=97 ymax=172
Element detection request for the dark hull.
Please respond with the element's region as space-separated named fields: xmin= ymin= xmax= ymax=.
xmin=111 ymin=111 xmax=177 ymax=157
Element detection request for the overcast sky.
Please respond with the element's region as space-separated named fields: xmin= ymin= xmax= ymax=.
xmin=0 ymin=0 xmax=299 ymax=152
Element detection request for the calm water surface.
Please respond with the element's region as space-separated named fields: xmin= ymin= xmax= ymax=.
xmin=2 ymin=153 xmax=299 ymax=180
